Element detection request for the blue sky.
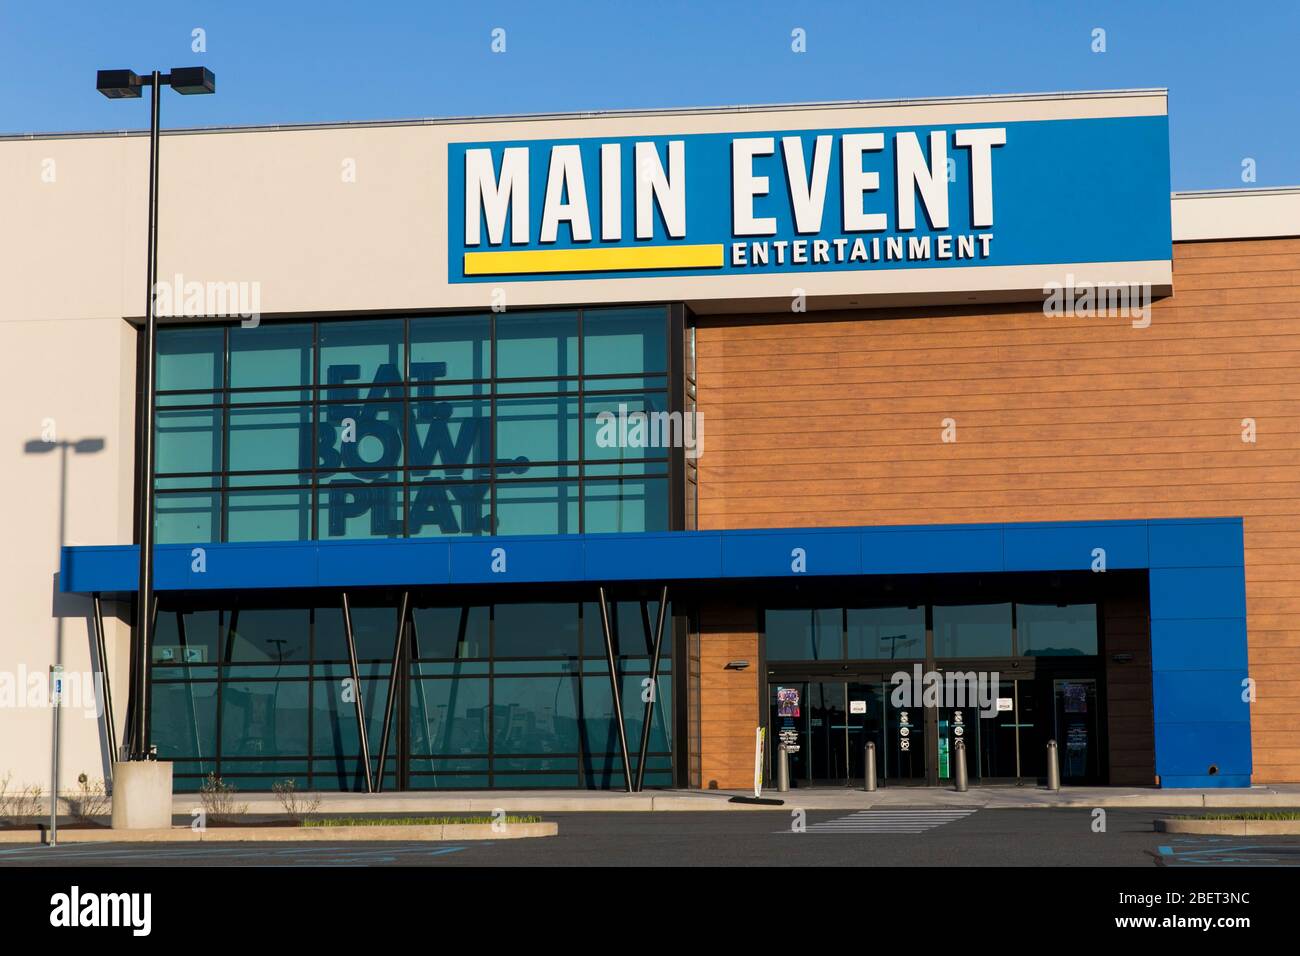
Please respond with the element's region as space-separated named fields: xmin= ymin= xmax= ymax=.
xmin=2 ymin=1 xmax=1297 ymax=190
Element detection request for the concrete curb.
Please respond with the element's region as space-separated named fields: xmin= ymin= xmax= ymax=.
xmin=165 ymin=788 xmax=1300 ymax=814
xmin=1154 ymin=818 xmax=1300 ymax=835
xmin=0 ymin=822 xmax=557 ymax=844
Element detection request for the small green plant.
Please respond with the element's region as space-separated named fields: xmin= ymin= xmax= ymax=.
xmin=198 ymin=773 xmax=248 ymax=822
xmin=272 ymin=778 xmax=321 ymax=822
xmin=66 ymin=773 xmax=110 ymax=824
xmin=301 ymin=814 xmax=541 ymax=828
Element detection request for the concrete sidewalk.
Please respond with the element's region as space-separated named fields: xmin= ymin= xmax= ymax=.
xmin=172 ymin=783 xmax=1300 ymax=815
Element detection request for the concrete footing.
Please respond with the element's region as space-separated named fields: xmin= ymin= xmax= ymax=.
xmin=111 ymin=761 xmax=173 ymax=830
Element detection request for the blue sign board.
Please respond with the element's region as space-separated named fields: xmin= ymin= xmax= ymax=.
xmin=448 ymin=115 xmax=1172 ymax=282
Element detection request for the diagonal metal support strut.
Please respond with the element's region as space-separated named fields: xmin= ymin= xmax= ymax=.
xmin=373 ymin=591 xmax=410 ymax=794
xmin=597 ymin=586 xmax=634 ymax=793
xmin=634 ymin=586 xmax=669 ymax=792
xmin=341 ymin=592 xmax=374 ymax=793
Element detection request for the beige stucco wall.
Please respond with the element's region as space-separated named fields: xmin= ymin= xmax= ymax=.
xmin=0 ymin=314 xmax=135 ymax=792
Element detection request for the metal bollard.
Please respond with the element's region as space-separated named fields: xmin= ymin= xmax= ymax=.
xmin=864 ymin=740 xmax=877 ymax=792
xmin=777 ymin=744 xmax=790 ymax=793
xmin=953 ymin=738 xmax=968 ymax=793
xmin=1046 ymin=739 xmax=1061 ymax=791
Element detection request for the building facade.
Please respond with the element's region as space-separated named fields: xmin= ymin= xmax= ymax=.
xmin=4 ymin=89 xmax=1299 ymax=793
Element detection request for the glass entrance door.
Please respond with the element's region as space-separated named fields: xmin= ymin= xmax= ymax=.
xmin=769 ymin=678 xmax=927 ymax=787
xmin=1053 ymin=678 xmax=1101 ymax=784
xmin=768 ymin=675 xmax=1067 ymax=787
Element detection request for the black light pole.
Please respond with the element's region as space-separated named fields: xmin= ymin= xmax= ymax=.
xmin=96 ymin=67 xmax=215 ymax=760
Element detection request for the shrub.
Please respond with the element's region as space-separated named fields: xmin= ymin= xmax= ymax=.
xmin=272 ymin=778 xmax=321 ymax=822
xmin=66 ymin=773 xmax=110 ymax=824
xmin=198 ymin=773 xmax=248 ymax=822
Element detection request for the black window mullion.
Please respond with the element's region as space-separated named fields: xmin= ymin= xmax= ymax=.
xmin=489 ymin=310 xmax=497 ymax=536
xmin=402 ymin=316 xmax=411 ymax=538
xmin=311 ymin=321 xmax=320 ymax=539
xmin=577 ymin=307 xmax=585 ymax=534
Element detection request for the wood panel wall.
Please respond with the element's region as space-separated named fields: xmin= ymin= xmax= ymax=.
xmin=697 ymin=604 xmax=760 ymax=790
xmin=694 ymin=236 xmax=1300 ymax=784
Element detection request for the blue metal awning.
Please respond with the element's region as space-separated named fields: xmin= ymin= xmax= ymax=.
xmin=60 ymin=517 xmax=1244 ymax=594
xmin=59 ymin=517 xmax=1254 ymax=789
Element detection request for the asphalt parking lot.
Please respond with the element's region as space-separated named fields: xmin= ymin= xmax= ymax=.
xmin=2 ymin=808 xmax=1297 ymax=867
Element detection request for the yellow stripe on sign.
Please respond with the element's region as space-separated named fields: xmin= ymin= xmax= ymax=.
xmin=463 ymin=243 xmax=724 ymax=276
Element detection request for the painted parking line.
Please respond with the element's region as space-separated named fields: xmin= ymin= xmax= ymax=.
xmin=799 ymin=809 xmax=979 ymax=834
xmin=1156 ymin=841 xmax=1300 ymax=867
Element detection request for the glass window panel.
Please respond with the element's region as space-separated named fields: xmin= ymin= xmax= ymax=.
xmin=220 ymin=681 xmax=309 ymax=759
xmin=157 ymin=391 xmax=221 ymax=408
xmin=765 ymin=608 xmax=841 ymax=661
xmin=580 ymin=674 xmax=671 ymax=785
xmin=227 ymin=489 xmax=311 ymax=541
xmin=492 ymin=756 xmax=579 ymax=772
xmin=494 ymin=378 xmax=579 ymax=396
xmin=153 ymin=608 xmax=223 ymax=664
xmin=319 ymin=319 xmax=404 ymax=390
xmin=333 ymin=604 xmax=397 ymax=661
xmin=409 ymin=661 xmax=490 ymax=676
xmin=583 ymin=306 xmax=667 ymax=375
xmin=150 ymin=680 xmax=218 ymax=760
xmin=582 ymin=461 xmax=667 ymax=478
xmin=229 ymin=389 xmax=312 ymax=405
xmin=156 ymin=409 xmax=222 ymax=475
xmin=317 ymin=402 xmax=404 ymax=470
xmin=409 ymin=400 xmax=488 ymax=472
xmin=583 ymin=393 xmax=670 ymax=463
xmin=408 ymin=775 xmax=490 ymax=789
xmin=1017 ymin=603 xmax=1098 ymax=656
xmin=316 ymin=482 xmax=403 ymax=538
xmin=492 ymin=675 xmax=580 ymax=754
xmin=229 ymin=405 xmax=311 ymax=474
xmin=847 ymin=606 xmax=926 ymax=660
xmin=582 ymin=375 xmax=669 ymax=393
xmin=496 ymin=311 xmax=577 ymax=379
xmin=410 ymin=315 xmax=491 ymax=383
xmin=157 ymin=327 xmax=223 ymax=392
xmin=933 ymin=603 xmax=1013 ymax=658
xmin=581 ymin=599 xmax=671 ymax=657
xmin=156 ymin=492 xmax=219 ymax=544
xmin=491 ymin=773 xmax=581 ymax=788
xmin=496 ymin=396 xmax=578 ymax=464
xmin=409 ymin=479 xmax=490 ymax=537
xmin=494 ymin=481 xmax=579 ymax=536
xmin=227 ymin=472 xmax=310 ymax=489
xmin=583 ymin=477 xmax=669 ymax=534
xmin=309 ymin=667 xmax=362 ymax=758
xmin=225 ymin=608 xmax=310 ymax=663
xmin=493 ymin=603 xmax=579 ymax=658
xmin=408 ymin=677 xmax=490 ymax=755
xmin=229 ymin=322 xmax=312 ymax=390
xmin=412 ymin=606 xmax=490 ymax=659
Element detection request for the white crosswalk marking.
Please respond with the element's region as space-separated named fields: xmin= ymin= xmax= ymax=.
xmin=802 ymin=808 xmax=978 ymax=833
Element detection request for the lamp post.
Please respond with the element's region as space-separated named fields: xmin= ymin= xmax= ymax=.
xmin=96 ymin=67 xmax=215 ymax=760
